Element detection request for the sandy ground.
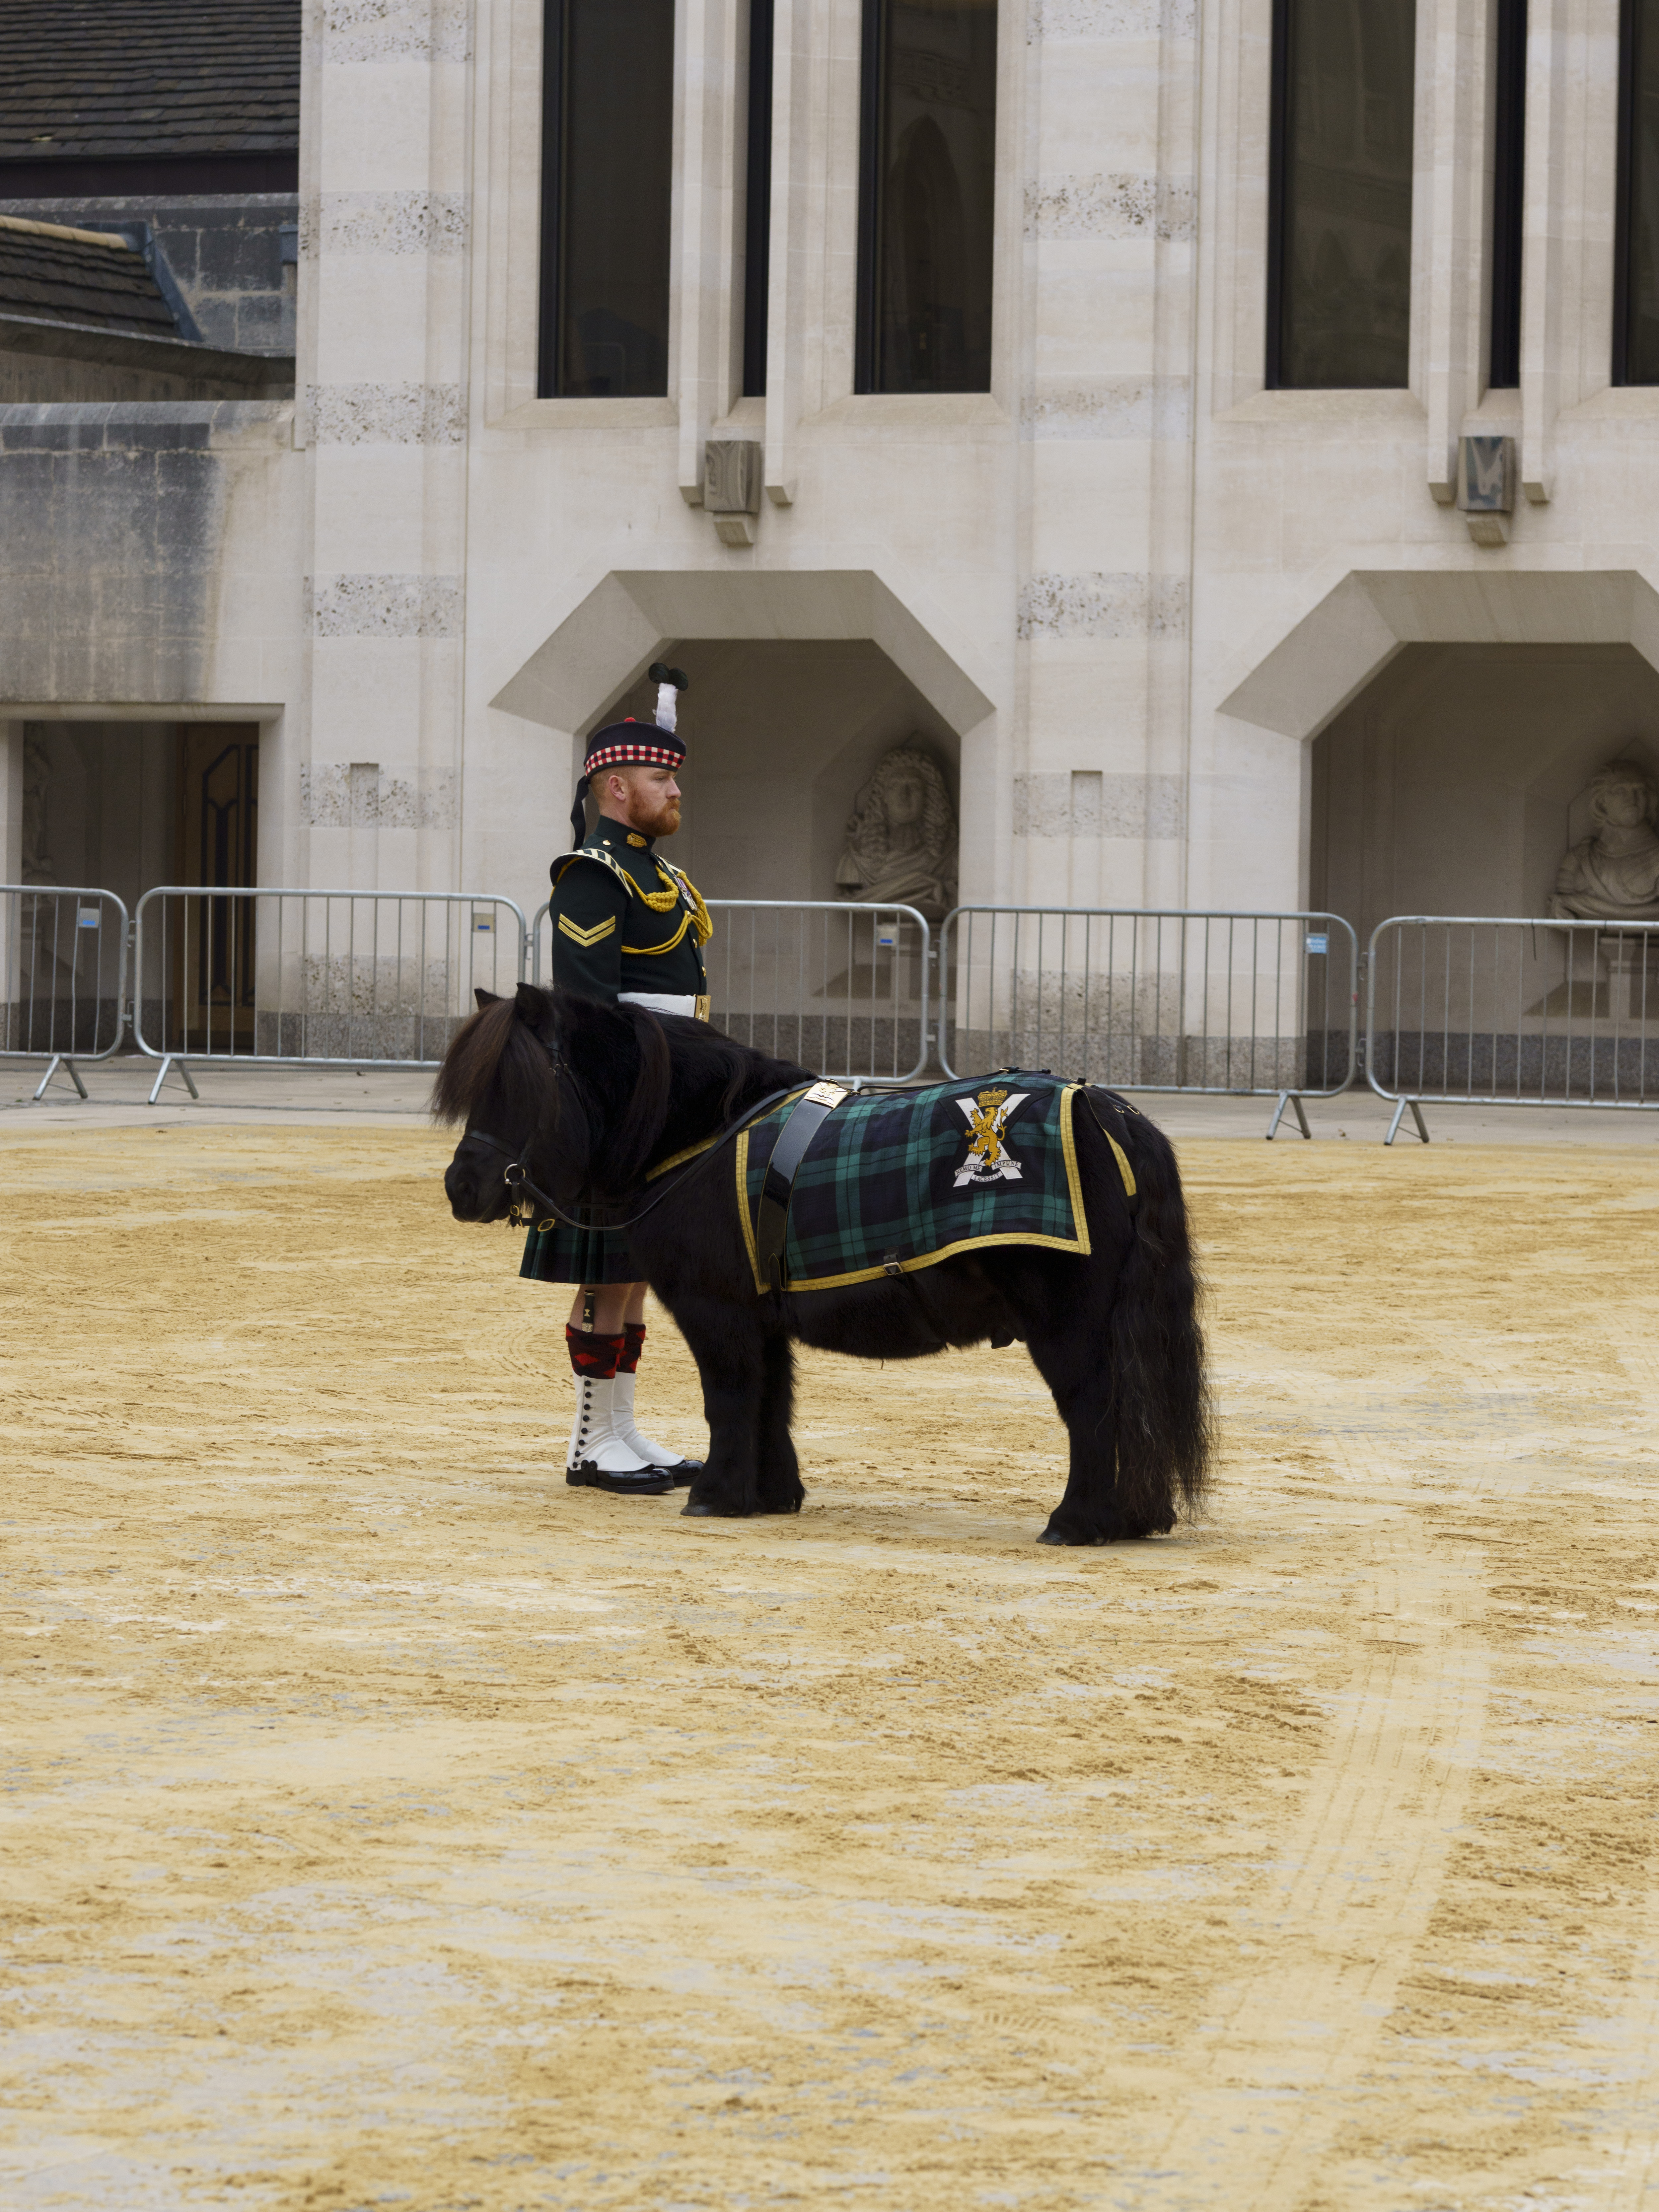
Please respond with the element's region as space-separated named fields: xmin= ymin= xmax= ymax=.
xmin=2 ymin=1121 xmax=1658 ymax=2212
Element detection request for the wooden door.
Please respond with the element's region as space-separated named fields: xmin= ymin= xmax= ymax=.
xmin=173 ymin=725 xmax=259 ymax=1050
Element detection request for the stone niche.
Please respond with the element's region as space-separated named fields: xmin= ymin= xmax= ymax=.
xmin=598 ymin=639 xmax=961 ymax=1070
xmin=1309 ymin=642 xmax=1659 ymax=937
xmin=601 ymin=638 xmax=961 ymax=903
xmin=1311 ymin=643 xmax=1659 ymax=1080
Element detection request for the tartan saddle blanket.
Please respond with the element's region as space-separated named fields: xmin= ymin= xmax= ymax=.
xmin=734 ymin=1074 xmax=1091 ymax=1293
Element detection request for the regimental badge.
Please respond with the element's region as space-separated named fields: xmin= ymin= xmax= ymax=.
xmin=953 ymin=1086 xmax=1029 ymax=1186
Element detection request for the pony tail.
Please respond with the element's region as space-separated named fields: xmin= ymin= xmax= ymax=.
xmin=610 ymin=1006 xmax=673 ymax=1178
xmin=1107 ymin=1117 xmax=1213 ymax=1522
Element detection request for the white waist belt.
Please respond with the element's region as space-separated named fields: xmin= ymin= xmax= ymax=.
xmin=618 ymin=991 xmax=698 ymax=1018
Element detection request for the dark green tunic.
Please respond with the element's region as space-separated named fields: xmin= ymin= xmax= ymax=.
xmin=520 ymin=818 xmax=713 ymax=1286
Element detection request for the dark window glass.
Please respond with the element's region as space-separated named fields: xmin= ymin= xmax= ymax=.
xmin=1268 ymin=0 xmax=1417 ymax=389
xmin=855 ymin=0 xmax=997 ymax=395
xmin=538 ymin=0 xmax=675 ymax=398
xmin=1489 ymin=0 xmax=1527 ymax=387
xmin=1616 ymin=0 xmax=1659 ymax=382
xmin=743 ymin=0 xmax=775 ymax=396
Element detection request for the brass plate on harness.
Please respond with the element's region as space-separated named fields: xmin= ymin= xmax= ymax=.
xmin=803 ymin=1080 xmax=850 ymax=1109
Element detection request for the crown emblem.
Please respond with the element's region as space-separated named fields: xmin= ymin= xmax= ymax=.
xmin=977 ymin=1086 xmax=1009 ymax=1108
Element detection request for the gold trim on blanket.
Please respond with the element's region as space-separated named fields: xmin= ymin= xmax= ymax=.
xmin=733 ymin=1083 xmax=1093 ymax=1294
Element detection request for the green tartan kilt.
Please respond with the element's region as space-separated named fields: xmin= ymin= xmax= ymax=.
xmin=519 ymin=1218 xmax=636 ymax=1285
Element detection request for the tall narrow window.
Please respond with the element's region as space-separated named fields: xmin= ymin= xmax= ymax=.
xmin=1489 ymin=0 xmax=1527 ymax=387
xmin=1267 ymin=0 xmax=1417 ymax=389
xmin=1616 ymin=0 xmax=1659 ymax=381
xmin=538 ymin=0 xmax=675 ymax=398
xmin=854 ymin=0 xmax=997 ymax=395
xmin=743 ymin=0 xmax=775 ymax=396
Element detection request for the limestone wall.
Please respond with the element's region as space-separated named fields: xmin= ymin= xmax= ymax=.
xmin=7 ymin=1 xmax=1659 ymax=955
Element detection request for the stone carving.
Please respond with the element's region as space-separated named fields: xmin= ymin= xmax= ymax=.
xmin=1021 ymin=377 xmax=1190 ymax=442
xmin=1024 ymin=171 xmax=1195 ymax=244
xmin=299 ymin=761 xmax=457 ymax=828
xmin=308 ymin=573 xmax=463 ymax=638
xmin=835 ymin=744 xmax=957 ymax=917
xmin=1549 ymin=759 xmax=1659 ymax=921
xmin=1016 ymin=569 xmax=1189 ymax=640
xmin=306 ymin=382 xmax=465 ymax=446
xmin=325 ymin=0 xmax=471 ymax=63
xmin=1013 ymin=770 xmax=1185 ymax=840
xmin=299 ymin=192 xmax=469 ymax=258
xmin=21 ymin=728 xmax=54 ymax=885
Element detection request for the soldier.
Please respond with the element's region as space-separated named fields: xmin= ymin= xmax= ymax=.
xmin=522 ymin=665 xmax=712 ymax=1497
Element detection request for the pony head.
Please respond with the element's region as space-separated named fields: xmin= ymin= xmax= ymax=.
xmin=431 ymin=981 xmax=671 ymax=1224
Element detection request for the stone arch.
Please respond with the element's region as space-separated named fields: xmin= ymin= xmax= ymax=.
xmin=486 ymin=567 xmax=996 ymax=742
xmin=1217 ymin=568 xmax=1659 ymax=743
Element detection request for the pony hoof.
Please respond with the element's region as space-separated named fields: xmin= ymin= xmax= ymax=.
xmin=680 ymin=1501 xmax=720 ymax=1517
xmin=1038 ymin=1525 xmax=1113 ymax=1546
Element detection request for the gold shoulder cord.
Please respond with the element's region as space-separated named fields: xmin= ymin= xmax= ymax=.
xmin=555 ymin=845 xmax=681 ymax=914
xmin=659 ymin=861 xmax=714 ymax=946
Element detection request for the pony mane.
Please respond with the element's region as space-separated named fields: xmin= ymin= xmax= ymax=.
xmin=432 ymin=983 xmax=810 ymax=1189
xmin=429 ymin=997 xmax=551 ymax=1129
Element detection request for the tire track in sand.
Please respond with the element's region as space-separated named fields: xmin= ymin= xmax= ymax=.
xmin=1118 ymin=1545 xmax=1489 ymax=2210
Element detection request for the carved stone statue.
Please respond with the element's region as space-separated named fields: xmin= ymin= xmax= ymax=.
xmin=1549 ymin=758 xmax=1659 ymax=921
xmin=834 ymin=743 xmax=957 ymax=917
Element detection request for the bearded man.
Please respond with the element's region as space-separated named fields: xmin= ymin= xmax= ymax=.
xmin=522 ymin=666 xmax=713 ymax=1497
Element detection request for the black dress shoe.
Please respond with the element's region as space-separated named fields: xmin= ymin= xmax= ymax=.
xmin=664 ymin=1459 xmax=702 ymax=1489
xmin=567 ymin=1462 xmax=674 ymax=1496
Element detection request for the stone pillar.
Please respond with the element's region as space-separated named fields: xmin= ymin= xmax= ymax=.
xmin=1015 ymin=0 xmax=1199 ymax=914
xmin=296 ymin=0 xmax=470 ymax=895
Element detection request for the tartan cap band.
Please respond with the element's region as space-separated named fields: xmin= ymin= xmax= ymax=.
xmin=584 ymin=739 xmax=682 ymax=774
xmin=583 ymin=718 xmax=686 ymax=776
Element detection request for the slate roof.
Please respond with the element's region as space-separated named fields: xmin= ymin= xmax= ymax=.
xmin=0 ymin=216 xmax=180 ymax=337
xmin=0 ymin=1 xmax=300 ymax=167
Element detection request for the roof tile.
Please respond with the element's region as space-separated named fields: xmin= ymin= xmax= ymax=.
xmin=0 ymin=2 xmax=300 ymax=164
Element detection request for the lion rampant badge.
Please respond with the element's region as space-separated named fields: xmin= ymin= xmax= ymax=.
xmin=953 ymin=1087 xmax=1029 ymax=1186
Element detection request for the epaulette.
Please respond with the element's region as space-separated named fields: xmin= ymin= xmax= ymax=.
xmin=550 ymin=844 xmax=645 ymax=900
xmin=552 ymin=844 xmax=712 ymax=937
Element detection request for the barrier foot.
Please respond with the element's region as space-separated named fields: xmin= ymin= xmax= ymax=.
xmin=1265 ymin=1090 xmax=1312 ymax=1141
xmin=32 ymin=1054 xmax=89 ymax=1102
xmin=1385 ymin=1097 xmax=1430 ymax=1146
xmin=147 ymin=1056 xmax=200 ymax=1105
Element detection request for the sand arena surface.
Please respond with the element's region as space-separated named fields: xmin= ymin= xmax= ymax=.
xmin=2 ymin=1122 xmax=1658 ymax=2210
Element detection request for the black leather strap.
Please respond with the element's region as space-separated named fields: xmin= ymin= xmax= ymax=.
xmin=754 ymin=1082 xmax=849 ymax=1293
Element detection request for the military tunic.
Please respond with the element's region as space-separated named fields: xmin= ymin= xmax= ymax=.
xmin=520 ymin=817 xmax=714 ymax=1285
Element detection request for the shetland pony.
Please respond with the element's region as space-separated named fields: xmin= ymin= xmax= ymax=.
xmin=434 ymin=983 xmax=1210 ymax=1542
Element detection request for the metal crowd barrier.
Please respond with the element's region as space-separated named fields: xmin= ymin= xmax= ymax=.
xmin=133 ymin=888 xmax=529 ymax=1102
xmin=1365 ymin=914 xmax=1659 ymax=1142
xmin=938 ymin=906 xmax=1360 ymax=1135
xmin=532 ymin=897 xmax=934 ymax=1084
xmin=1 ymin=885 xmax=131 ymax=1099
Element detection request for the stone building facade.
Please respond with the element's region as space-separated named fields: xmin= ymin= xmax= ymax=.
xmin=5 ymin=0 xmax=1659 ymax=958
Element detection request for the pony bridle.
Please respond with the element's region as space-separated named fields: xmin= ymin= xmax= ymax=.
xmin=465 ymin=1018 xmax=566 ymax=1224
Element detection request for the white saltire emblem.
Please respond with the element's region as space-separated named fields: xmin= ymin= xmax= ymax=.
xmin=953 ymin=1087 xmax=1029 ymax=1186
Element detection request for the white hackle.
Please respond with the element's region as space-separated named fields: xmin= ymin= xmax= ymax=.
xmin=654 ymin=681 xmax=679 ymax=734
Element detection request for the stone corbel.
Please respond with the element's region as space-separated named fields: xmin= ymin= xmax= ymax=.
xmin=704 ymin=439 xmax=764 ymax=544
